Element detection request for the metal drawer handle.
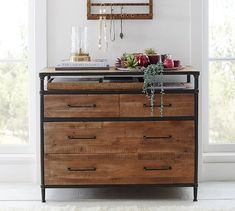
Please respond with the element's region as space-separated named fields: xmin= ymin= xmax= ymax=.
xmin=143 ymin=103 xmax=172 ymax=108
xmin=67 ymin=104 xmax=96 ymax=108
xmin=143 ymin=135 xmax=172 ymax=140
xmin=68 ymin=136 xmax=96 ymax=140
xmin=144 ymin=166 xmax=172 ymax=171
xmin=68 ymin=167 xmax=96 ymax=172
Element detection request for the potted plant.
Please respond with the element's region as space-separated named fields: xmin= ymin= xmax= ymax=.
xmin=142 ymin=63 xmax=165 ymax=117
xmin=115 ymin=52 xmax=165 ymax=117
xmin=115 ymin=53 xmax=139 ymax=69
xmin=134 ymin=53 xmax=149 ymax=67
xmin=145 ymin=48 xmax=160 ymax=64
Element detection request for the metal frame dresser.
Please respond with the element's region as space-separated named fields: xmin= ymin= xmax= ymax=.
xmin=39 ymin=67 xmax=200 ymax=202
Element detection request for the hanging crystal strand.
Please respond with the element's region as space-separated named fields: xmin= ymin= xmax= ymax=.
xmin=159 ymin=65 xmax=165 ymax=117
xmin=98 ymin=5 xmax=103 ymax=50
xmin=150 ymin=87 xmax=155 ymax=117
xmin=110 ymin=5 xmax=115 ymax=42
xmin=103 ymin=8 xmax=108 ymax=52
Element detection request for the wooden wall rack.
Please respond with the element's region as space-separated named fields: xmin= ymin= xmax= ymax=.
xmin=87 ymin=0 xmax=153 ymax=20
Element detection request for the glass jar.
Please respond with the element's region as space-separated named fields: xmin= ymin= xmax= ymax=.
xmin=70 ymin=26 xmax=90 ymax=62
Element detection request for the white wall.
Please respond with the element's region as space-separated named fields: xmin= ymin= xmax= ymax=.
xmin=5 ymin=0 xmax=234 ymax=183
xmin=47 ymin=0 xmax=191 ymax=66
xmin=40 ymin=0 xmax=235 ymax=182
xmin=190 ymin=0 xmax=203 ymax=181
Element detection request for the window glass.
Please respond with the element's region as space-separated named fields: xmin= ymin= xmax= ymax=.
xmin=209 ymin=0 xmax=235 ymax=58
xmin=209 ymin=61 xmax=235 ymax=143
xmin=0 ymin=0 xmax=29 ymax=145
xmin=0 ymin=0 xmax=28 ymax=60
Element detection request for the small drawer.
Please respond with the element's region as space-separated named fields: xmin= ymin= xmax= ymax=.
xmin=44 ymin=94 xmax=119 ymax=118
xmin=44 ymin=121 xmax=194 ymax=154
xmin=44 ymin=122 xmax=126 ymax=154
xmin=44 ymin=153 xmax=194 ymax=185
xmin=120 ymin=94 xmax=194 ymax=117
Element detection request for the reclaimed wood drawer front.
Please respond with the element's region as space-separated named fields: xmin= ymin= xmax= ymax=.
xmin=48 ymin=82 xmax=143 ymax=90
xmin=45 ymin=153 xmax=194 ymax=185
xmin=120 ymin=94 xmax=194 ymax=117
xmin=44 ymin=121 xmax=194 ymax=154
xmin=44 ymin=95 xmax=119 ymax=117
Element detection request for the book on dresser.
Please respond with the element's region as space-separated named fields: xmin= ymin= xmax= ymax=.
xmin=39 ymin=67 xmax=200 ymax=203
xmin=55 ymin=59 xmax=109 ymax=71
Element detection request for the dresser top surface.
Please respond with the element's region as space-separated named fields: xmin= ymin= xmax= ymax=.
xmin=40 ymin=66 xmax=200 ymax=77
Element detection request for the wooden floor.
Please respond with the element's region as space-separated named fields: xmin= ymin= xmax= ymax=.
xmin=0 ymin=182 xmax=235 ymax=209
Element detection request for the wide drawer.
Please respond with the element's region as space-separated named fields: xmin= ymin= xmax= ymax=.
xmin=44 ymin=94 xmax=119 ymax=118
xmin=44 ymin=153 xmax=194 ymax=185
xmin=44 ymin=121 xmax=194 ymax=154
xmin=120 ymin=94 xmax=194 ymax=117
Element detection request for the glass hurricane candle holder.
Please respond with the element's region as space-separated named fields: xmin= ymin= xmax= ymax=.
xmin=70 ymin=26 xmax=90 ymax=62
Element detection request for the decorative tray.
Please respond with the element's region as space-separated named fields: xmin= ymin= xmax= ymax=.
xmin=116 ymin=68 xmax=142 ymax=72
xmin=164 ymin=66 xmax=185 ymax=71
xmin=116 ymin=66 xmax=185 ymax=72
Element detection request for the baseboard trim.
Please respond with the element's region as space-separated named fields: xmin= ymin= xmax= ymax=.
xmin=0 ymin=154 xmax=36 ymax=182
xmin=203 ymin=153 xmax=235 ymax=163
xmin=202 ymin=162 xmax=235 ymax=181
xmin=0 ymin=154 xmax=36 ymax=164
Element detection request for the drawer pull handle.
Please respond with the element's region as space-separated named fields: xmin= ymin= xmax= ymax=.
xmin=143 ymin=135 xmax=172 ymax=140
xmin=68 ymin=167 xmax=96 ymax=172
xmin=67 ymin=104 xmax=96 ymax=108
xmin=143 ymin=103 xmax=172 ymax=108
xmin=68 ymin=136 xmax=96 ymax=140
xmin=144 ymin=166 xmax=172 ymax=171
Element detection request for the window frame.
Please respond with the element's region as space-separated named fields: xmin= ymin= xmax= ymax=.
xmin=203 ymin=0 xmax=235 ymax=152
xmin=0 ymin=0 xmax=37 ymax=154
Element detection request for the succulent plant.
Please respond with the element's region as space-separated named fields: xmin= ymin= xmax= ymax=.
xmin=116 ymin=53 xmax=139 ymax=69
xmin=115 ymin=56 xmax=127 ymax=68
xmin=124 ymin=54 xmax=139 ymax=69
xmin=135 ymin=53 xmax=149 ymax=67
xmin=115 ymin=58 xmax=123 ymax=68
xmin=145 ymin=48 xmax=157 ymax=55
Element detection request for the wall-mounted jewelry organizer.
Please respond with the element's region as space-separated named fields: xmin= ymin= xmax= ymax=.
xmin=87 ymin=0 xmax=153 ymax=20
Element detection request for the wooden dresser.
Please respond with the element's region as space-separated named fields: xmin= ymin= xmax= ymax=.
xmin=39 ymin=67 xmax=200 ymax=202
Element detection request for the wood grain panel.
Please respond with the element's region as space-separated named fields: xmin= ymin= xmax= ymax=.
xmin=44 ymin=121 xmax=194 ymax=154
xmin=44 ymin=95 xmax=119 ymax=117
xmin=120 ymin=94 xmax=194 ymax=117
xmin=48 ymin=82 xmax=143 ymax=90
xmin=45 ymin=153 xmax=194 ymax=185
xmin=41 ymin=66 xmax=199 ymax=74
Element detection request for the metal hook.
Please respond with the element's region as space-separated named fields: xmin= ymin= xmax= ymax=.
xmin=102 ymin=3 xmax=106 ymax=16
xmin=111 ymin=3 xmax=114 ymax=14
xmin=99 ymin=3 xmax=103 ymax=15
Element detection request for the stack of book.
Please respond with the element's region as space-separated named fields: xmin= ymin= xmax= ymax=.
xmin=55 ymin=59 xmax=109 ymax=71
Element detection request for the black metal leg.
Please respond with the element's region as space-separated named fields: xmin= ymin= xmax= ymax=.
xmin=40 ymin=76 xmax=45 ymax=203
xmin=41 ymin=187 xmax=46 ymax=203
xmin=187 ymin=74 xmax=191 ymax=83
xmin=193 ymin=186 xmax=198 ymax=202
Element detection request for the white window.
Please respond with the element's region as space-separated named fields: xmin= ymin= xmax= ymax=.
xmin=204 ymin=0 xmax=235 ymax=152
xmin=0 ymin=0 xmax=32 ymax=153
